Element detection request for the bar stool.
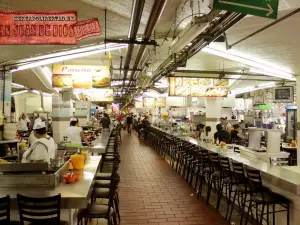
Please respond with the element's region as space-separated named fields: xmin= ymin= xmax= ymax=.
xmin=206 ymin=152 xmax=221 ymax=205
xmin=196 ymin=149 xmax=210 ymax=197
xmin=228 ymin=161 xmax=250 ymax=225
xmin=77 ymin=173 xmax=118 ymax=225
xmin=17 ymin=194 xmax=68 ymax=225
xmin=218 ymin=156 xmax=235 ymax=218
xmin=0 ymin=195 xmax=20 ymax=225
xmin=245 ymin=168 xmax=290 ymax=225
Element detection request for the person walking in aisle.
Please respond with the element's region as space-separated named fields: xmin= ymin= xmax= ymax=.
xmin=126 ymin=113 xmax=134 ymax=135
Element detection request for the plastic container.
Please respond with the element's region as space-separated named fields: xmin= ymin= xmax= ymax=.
xmin=4 ymin=123 xmax=18 ymax=140
xmin=71 ymin=154 xmax=85 ymax=170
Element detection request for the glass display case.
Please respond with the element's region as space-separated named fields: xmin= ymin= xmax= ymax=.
xmin=285 ymin=106 xmax=297 ymax=141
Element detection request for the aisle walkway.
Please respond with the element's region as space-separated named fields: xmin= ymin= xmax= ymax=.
xmin=118 ymin=133 xmax=228 ymax=225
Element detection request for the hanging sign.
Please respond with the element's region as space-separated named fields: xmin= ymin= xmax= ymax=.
xmin=213 ymin=0 xmax=279 ymax=19
xmin=168 ymin=77 xmax=228 ymax=97
xmin=143 ymin=98 xmax=156 ymax=108
xmin=0 ymin=11 xmax=102 ymax=44
xmin=72 ymin=18 xmax=102 ymax=41
xmin=75 ymin=100 xmax=88 ymax=116
xmin=156 ymin=97 xmax=166 ymax=107
xmin=52 ymin=94 xmax=71 ymax=118
xmin=52 ymin=64 xmax=111 ymax=88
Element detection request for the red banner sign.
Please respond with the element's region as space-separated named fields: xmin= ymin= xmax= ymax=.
xmin=0 ymin=11 xmax=102 ymax=45
xmin=73 ymin=18 xmax=102 ymax=41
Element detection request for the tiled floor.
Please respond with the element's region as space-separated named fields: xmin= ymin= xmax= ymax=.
xmin=118 ymin=132 xmax=229 ymax=225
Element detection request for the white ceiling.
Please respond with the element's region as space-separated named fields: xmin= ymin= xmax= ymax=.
xmin=1 ymin=0 xmax=299 ymax=95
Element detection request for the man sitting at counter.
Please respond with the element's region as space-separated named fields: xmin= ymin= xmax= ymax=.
xmin=22 ymin=122 xmax=56 ymax=163
xmin=214 ymin=124 xmax=231 ymax=144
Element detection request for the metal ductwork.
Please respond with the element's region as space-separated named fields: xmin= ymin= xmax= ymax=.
xmin=149 ymin=11 xmax=246 ymax=86
xmin=121 ymin=0 xmax=146 ymax=90
xmin=127 ymin=0 xmax=167 ymax=91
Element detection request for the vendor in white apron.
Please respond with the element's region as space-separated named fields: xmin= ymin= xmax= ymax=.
xmin=22 ymin=122 xmax=56 ymax=163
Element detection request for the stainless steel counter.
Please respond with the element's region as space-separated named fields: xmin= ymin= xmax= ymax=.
xmin=89 ymin=130 xmax=112 ymax=154
xmin=0 ymin=156 xmax=102 ymax=209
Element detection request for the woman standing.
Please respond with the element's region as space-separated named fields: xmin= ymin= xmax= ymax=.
xmin=65 ymin=118 xmax=89 ymax=146
xmin=18 ymin=113 xmax=30 ymax=134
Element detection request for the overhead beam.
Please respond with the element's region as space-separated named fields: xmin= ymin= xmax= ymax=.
xmin=175 ymin=70 xmax=279 ymax=77
xmin=105 ymin=39 xmax=158 ymax=46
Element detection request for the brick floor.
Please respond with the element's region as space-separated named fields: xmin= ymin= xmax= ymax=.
xmin=118 ymin=133 xmax=228 ymax=225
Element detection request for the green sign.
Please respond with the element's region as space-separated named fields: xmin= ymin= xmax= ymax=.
xmin=213 ymin=0 xmax=279 ymax=19
xmin=258 ymin=104 xmax=272 ymax=110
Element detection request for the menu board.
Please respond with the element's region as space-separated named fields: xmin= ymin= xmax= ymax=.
xmin=52 ymin=74 xmax=73 ymax=88
xmin=143 ymin=98 xmax=156 ymax=108
xmin=52 ymin=64 xmax=111 ymax=89
xmin=168 ymin=77 xmax=228 ymax=97
xmin=156 ymin=97 xmax=166 ymax=107
xmin=82 ymin=89 xmax=114 ymax=102
xmin=72 ymin=73 xmax=92 ymax=89
xmin=135 ymin=101 xmax=143 ymax=108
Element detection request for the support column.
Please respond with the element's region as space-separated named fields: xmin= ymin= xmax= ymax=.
xmin=0 ymin=72 xmax=12 ymax=120
xmin=205 ymin=97 xmax=223 ymax=134
xmin=296 ymin=76 xmax=300 ymax=165
xmin=75 ymin=100 xmax=88 ymax=125
xmin=52 ymin=92 xmax=72 ymax=143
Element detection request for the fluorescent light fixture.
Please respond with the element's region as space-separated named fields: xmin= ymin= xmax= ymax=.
xmin=10 ymin=43 xmax=128 ymax=72
xmin=41 ymin=66 xmax=52 ymax=84
xmin=230 ymin=82 xmax=276 ymax=95
xmin=11 ymin=90 xmax=28 ymax=96
xmin=188 ymin=42 xmax=193 ymax=46
xmin=75 ymin=93 xmax=80 ymax=100
xmin=134 ymin=97 xmax=143 ymax=101
xmin=202 ymin=47 xmax=296 ymax=81
xmin=12 ymin=82 xmax=25 ymax=88
xmin=170 ymin=16 xmax=209 ymax=54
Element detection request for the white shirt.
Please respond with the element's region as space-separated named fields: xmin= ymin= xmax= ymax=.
xmin=18 ymin=118 xmax=30 ymax=131
xmin=34 ymin=118 xmax=42 ymax=126
xmin=65 ymin=126 xmax=83 ymax=144
xmin=29 ymin=131 xmax=37 ymax=146
xmin=22 ymin=136 xmax=56 ymax=163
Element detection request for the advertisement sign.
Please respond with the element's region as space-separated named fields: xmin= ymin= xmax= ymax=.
xmin=72 ymin=18 xmax=102 ymax=41
xmin=156 ymin=97 xmax=166 ymax=107
xmin=0 ymin=11 xmax=77 ymax=44
xmin=52 ymin=95 xmax=71 ymax=118
xmin=0 ymin=11 xmax=103 ymax=44
xmin=52 ymin=64 xmax=110 ymax=88
xmin=168 ymin=77 xmax=228 ymax=97
xmin=52 ymin=74 xmax=72 ymax=88
xmin=135 ymin=101 xmax=143 ymax=108
xmin=75 ymin=100 xmax=88 ymax=116
xmin=83 ymin=89 xmax=113 ymax=102
xmin=143 ymin=98 xmax=156 ymax=108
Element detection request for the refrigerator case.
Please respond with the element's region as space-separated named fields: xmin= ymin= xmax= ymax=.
xmin=286 ymin=109 xmax=297 ymax=141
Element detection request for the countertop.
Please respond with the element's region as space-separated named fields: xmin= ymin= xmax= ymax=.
xmin=153 ymin=126 xmax=300 ymax=195
xmin=89 ymin=130 xmax=112 ymax=154
xmin=0 ymin=156 xmax=102 ymax=209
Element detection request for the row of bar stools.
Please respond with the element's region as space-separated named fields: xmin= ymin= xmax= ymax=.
xmin=195 ymin=152 xmax=290 ymax=225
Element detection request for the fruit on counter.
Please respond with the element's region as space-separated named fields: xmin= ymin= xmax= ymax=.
xmin=63 ymin=172 xmax=77 ymax=184
xmin=220 ymin=142 xmax=226 ymax=148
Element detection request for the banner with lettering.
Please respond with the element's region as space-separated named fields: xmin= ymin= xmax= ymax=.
xmin=0 ymin=11 xmax=101 ymax=44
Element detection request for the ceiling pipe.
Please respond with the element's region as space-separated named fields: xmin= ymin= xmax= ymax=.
xmin=121 ymin=0 xmax=146 ymax=90
xmin=127 ymin=0 xmax=167 ymax=90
